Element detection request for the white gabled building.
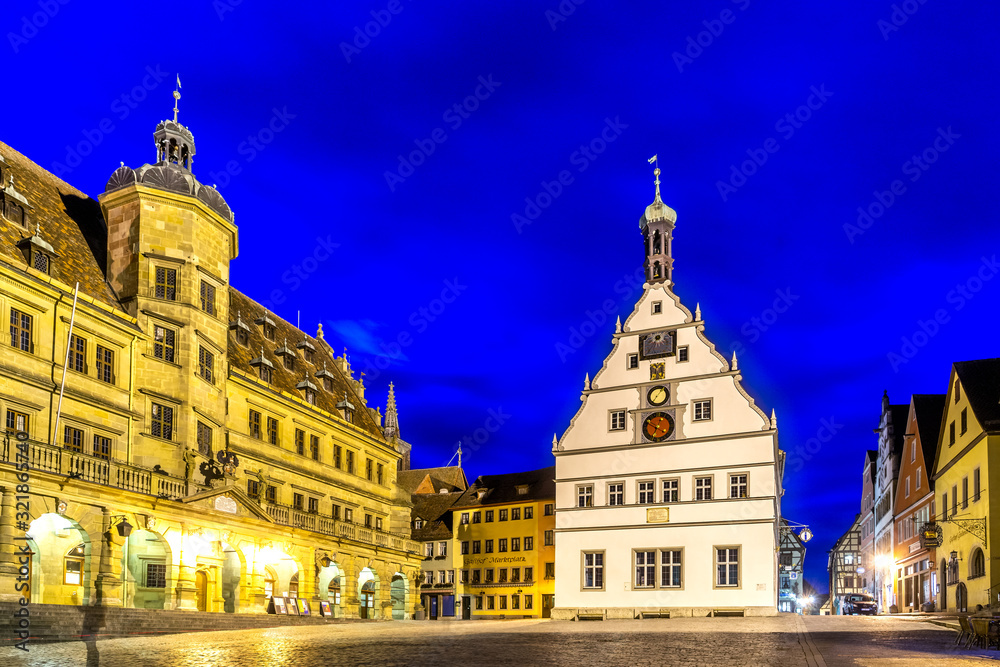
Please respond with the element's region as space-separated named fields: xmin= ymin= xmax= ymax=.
xmin=552 ymin=166 xmax=783 ymax=619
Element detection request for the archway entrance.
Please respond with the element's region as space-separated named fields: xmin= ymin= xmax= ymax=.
xmin=391 ymin=574 xmax=407 ymax=620
xmin=25 ymin=514 xmax=91 ymax=606
xmin=360 ymin=581 xmax=375 ymax=619
xmin=195 ymin=571 xmax=208 ymax=612
xmin=317 ymin=562 xmax=343 ymax=618
xmin=221 ymin=546 xmax=241 ymax=614
xmin=124 ymin=529 xmax=171 ymax=609
xmin=956 ymin=582 xmax=968 ymax=613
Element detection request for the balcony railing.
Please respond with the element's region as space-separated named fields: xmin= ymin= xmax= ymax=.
xmin=1 ymin=435 xmax=187 ymax=498
xmin=262 ymin=500 xmax=418 ymax=553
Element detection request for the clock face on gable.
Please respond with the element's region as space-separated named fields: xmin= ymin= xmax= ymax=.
xmin=640 ymin=330 xmax=676 ymax=360
xmin=642 ymin=412 xmax=675 ymax=442
xmin=647 ymin=385 xmax=668 ymax=406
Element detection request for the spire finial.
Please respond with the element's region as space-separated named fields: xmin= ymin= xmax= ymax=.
xmin=615 ymin=316 xmax=621 ymax=333
xmin=770 ymin=409 xmax=777 ymax=429
xmin=584 ymin=373 xmax=591 ymax=391
xmin=552 ymin=433 xmax=559 ymax=449
xmin=731 ymin=351 xmax=738 ymax=371
xmin=647 ymin=154 xmax=661 ymax=202
xmin=172 ymin=74 xmax=181 ymax=123
xmin=695 ymin=302 xmax=701 ymax=320
xmin=384 ymin=381 xmax=400 ymax=441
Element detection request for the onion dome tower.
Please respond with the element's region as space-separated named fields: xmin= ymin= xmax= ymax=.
xmin=639 ymin=157 xmax=677 ymax=285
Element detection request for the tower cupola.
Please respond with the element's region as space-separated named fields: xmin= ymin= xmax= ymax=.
xmin=639 ymin=156 xmax=677 ymax=285
xmin=153 ymin=82 xmax=195 ymax=170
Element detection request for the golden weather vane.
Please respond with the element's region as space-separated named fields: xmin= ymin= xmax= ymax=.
xmin=647 ymin=154 xmax=661 ymax=200
xmin=172 ymin=74 xmax=182 ymax=123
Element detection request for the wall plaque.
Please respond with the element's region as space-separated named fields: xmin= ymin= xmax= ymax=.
xmin=646 ymin=507 xmax=669 ymax=523
xmin=214 ymin=495 xmax=238 ymax=514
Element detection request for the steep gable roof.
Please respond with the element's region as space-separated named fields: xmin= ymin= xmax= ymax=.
xmin=454 ymin=466 xmax=555 ymax=508
xmin=0 ymin=141 xmax=122 ymax=309
xmin=410 ymin=491 xmax=464 ymax=541
xmin=954 ymin=358 xmax=1000 ymax=434
xmin=398 ymin=467 xmax=469 ymax=495
xmin=912 ymin=393 xmax=945 ymax=468
xmin=227 ymin=287 xmax=384 ymax=439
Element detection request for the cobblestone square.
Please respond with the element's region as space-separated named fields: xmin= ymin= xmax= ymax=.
xmin=1 ymin=615 xmax=995 ymax=666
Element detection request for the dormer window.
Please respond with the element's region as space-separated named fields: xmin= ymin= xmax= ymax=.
xmin=297 ymin=379 xmax=318 ymax=406
xmin=336 ymin=393 xmax=356 ymax=423
xmin=16 ymin=226 xmax=56 ymax=277
xmin=275 ymin=339 xmax=297 ymax=371
xmin=316 ymin=364 xmax=336 ymax=392
xmin=250 ymin=348 xmax=275 ymax=383
xmin=516 ymin=485 xmax=529 ymax=496
xmin=229 ymin=312 xmax=252 ymax=347
xmin=297 ymin=339 xmax=316 ymax=364
xmin=256 ymin=312 xmax=277 ymax=341
xmin=2 ymin=170 xmax=31 ymax=229
xmin=33 ymin=251 xmax=49 ymax=273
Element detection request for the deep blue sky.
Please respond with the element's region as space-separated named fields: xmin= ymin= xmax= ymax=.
xmin=7 ymin=0 xmax=998 ymax=591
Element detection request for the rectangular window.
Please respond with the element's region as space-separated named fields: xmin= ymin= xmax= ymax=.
xmin=695 ymin=476 xmax=713 ymax=501
xmin=512 ymin=537 xmax=520 ymax=552
xmin=344 ymin=508 xmax=353 ymax=523
xmin=693 ymin=399 xmax=713 ymax=421
xmin=949 ymin=421 xmax=956 ymax=445
xmin=94 ymin=345 xmax=114 ymax=384
xmin=487 ymin=596 xmax=495 ymax=610
xmin=485 ymin=510 xmax=494 ymax=522
xmin=154 ymin=267 xmax=177 ymax=301
xmin=249 ymin=410 xmax=261 ymax=439
xmin=634 ymin=550 xmax=656 ymax=588
xmin=583 ymin=552 xmax=604 ymax=589
xmin=511 ymin=595 xmax=519 ymax=610
xmin=544 ymin=503 xmax=554 ymax=516
xmin=729 ymin=474 xmax=748 ymax=499
xmin=916 ymin=467 xmax=922 ymax=490
xmin=424 ymin=543 xmax=433 ymax=558
xmin=377 ymin=463 xmax=384 ymax=485
xmin=544 ymin=530 xmax=553 ymax=547
xmin=911 ymin=440 xmax=916 ymax=462
xmin=266 ymin=485 xmax=277 ymax=503
xmin=247 ymin=479 xmax=261 ymax=498
xmin=63 ymin=426 xmax=83 ymax=453
xmin=295 ymin=429 xmax=305 ymax=456
xmin=525 ymin=506 xmax=533 ymax=519
xmin=716 ymin=547 xmax=739 ymax=587
xmin=511 ymin=567 xmax=520 ymax=583
xmin=661 ymin=549 xmax=682 ymax=588
xmin=10 ymin=308 xmax=32 ymax=353
xmin=609 ymin=410 xmax=626 ymax=431
xmin=662 ymin=478 xmax=679 ymax=503
xmin=461 ymin=541 xmax=469 ymax=555
xmin=473 ymin=511 xmax=481 ymax=524
xmin=961 ymin=408 xmax=968 ymax=435
xmin=678 ymin=346 xmax=689 ymax=362
xmin=499 ymin=509 xmax=508 ymax=521
xmin=545 ymin=562 xmax=555 ymax=579
xmin=292 ymin=493 xmax=304 ymax=511
xmin=498 ymin=568 xmax=508 ymax=583
xmin=485 ymin=539 xmax=494 ymax=554
xmin=310 ymin=435 xmax=320 ymax=461
xmin=197 ymin=421 xmax=212 ymax=456
xmin=952 ymin=485 xmax=958 ymax=516
xmin=283 ymin=354 xmax=294 ymax=371
xmin=461 ymin=570 xmax=469 ymax=584
xmin=485 ymin=569 xmax=494 ymax=583
xmin=472 ymin=541 xmax=481 ymax=555
xmin=198 ymin=346 xmax=213 ymax=384
xmin=525 ymin=536 xmax=533 ymax=551
xmin=153 ymin=325 xmax=175 ymax=362
xmin=608 ymin=483 xmax=624 ymax=506
xmin=447 ymin=569 xmax=455 ymax=584
xmin=366 ymin=459 xmax=373 ymax=481
xmin=524 ymin=595 xmax=533 ymax=610
xmin=146 ymin=562 xmax=167 ymax=588
xmin=438 ymin=542 xmax=447 ymax=557
xmin=652 ymin=301 xmax=662 ymax=314
xmin=627 ymin=353 xmax=639 ymax=369
xmin=364 ymin=514 xmax=372 ymax=529
xmin=525 ymin=566 xmax=533 ymax=581
xmin=333 ymin=444 xmax=342 ymax=468
xmin=499 ymin=538 xmax=507 ymax=552
xmin=346 ymin=450 xmax=355 ymax=473
xmin=475 ymin=595 xmax=483 ymax=610
xmin=512 ymin=507 xmax=520 ymax=520
xmin=308 ymin=497 xmax=319 ymax=514
xmin=151 ymin=403 xmax=173 ymax=440
xmin=577 ymin=485 xmax=593 ymax=507
xmin=974 ymin=468 xmax=981 ymax=502
xmin=638 ymin=481 xmax=655 ymax=504
xmin=200 ymin=281 xmax=216 ymax=315
xmin=905 ymin=476 xmax=910 ymax=497
xmin=267 ymin=417 xmax=279 ymax=445
xmin=93 ymin=434 xmax=111 ymax=460
xmin=69 ymin=334 xmax=86 ymax=372
xmin=962 ymin=477 xmax=969 ymax=509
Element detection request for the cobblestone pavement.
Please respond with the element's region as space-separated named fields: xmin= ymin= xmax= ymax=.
xmin=1 ymin=614 xmax=996 ymax=666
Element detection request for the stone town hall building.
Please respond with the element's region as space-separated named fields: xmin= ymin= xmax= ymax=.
xmin=0 ymin=105 xmax=422 ymax=617
xmin=552 ymin=167 xmax=784 ymax=619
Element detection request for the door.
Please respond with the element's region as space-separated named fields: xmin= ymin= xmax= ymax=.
xmin=939 ymin=560 xmax=947 ymax=610
xmin=195 ymin=571 xmax=208 ymax=612
xmin=541 ymin=594 xmax=554 ymax=619
xmin=430 ymin=595 xmax=438 ymax=620
xmin=956 ymin=583 xmax=968 ymax=613
xmin=360 ymin=592 xmax=374 ymax=618
xmin=462 ymin=596 xmax=471 ymax=620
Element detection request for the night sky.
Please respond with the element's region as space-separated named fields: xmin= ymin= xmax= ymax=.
xmin=6 ymin=0 xmax=998 ymax=592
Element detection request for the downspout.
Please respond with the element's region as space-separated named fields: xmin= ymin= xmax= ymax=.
xmin=51 ymin=282 xmax=79 ymax=447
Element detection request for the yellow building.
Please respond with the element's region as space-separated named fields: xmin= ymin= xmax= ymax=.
xmin=0 ymin=106 xmax=422 ymax=619
xmin=452 ymin=467 xmax=555 ymax=618
xmin=931 ymin=358 xmax=1000 ymax=612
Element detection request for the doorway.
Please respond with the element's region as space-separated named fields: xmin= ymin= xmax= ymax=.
xmin=195 ymin=571 xmax=208 ymax=612
xmin=956 ymin=582 xmax=968 ymax=613
xmin=462 ymin=596 xmax=471 ymax=620
xmin=939 ymin=559 xmax=947 ymax=611
xmin=360 ymin=581 xmax=375 ymax=619
xmin=542 ymin=594 xmax=554 ymax=619
xmin=429 ymin=595 xmax=439 ymax=620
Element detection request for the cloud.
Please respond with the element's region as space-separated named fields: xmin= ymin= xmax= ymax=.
xmin=325 ymin=319 xmax=410 ymax=362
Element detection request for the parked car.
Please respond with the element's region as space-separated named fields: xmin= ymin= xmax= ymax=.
xmin=841 ymin=593 xmax=878 ymax=615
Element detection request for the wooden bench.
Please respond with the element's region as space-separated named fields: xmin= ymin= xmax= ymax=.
xmin=639 ymin=610 xmax=671 ymax=619
xmin=711 ymin=608 xmax=745 ymax=617
xmin=576 ymin=610 xmax=606 ymax=621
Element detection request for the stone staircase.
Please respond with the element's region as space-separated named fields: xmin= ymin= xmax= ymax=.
xmin=0 ymin=603 xmax=368 ymax=644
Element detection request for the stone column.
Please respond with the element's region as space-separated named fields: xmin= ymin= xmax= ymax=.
xmin=91 ymin=508 xmax=123 ymax=607
xmin=299 ymin=546 xmax=317 ymax=604
xmin=246 ymin=543 xmax=267 ymax=613
xmin=174 ymin=527 xmax=198 ymax=611
xmin=0 ymin=485 xmax=25 ymax=602
xmin=341 ymin=554 xmax=360 ymax=619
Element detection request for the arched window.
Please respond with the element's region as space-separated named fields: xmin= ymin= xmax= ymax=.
xmin=264 ymin=567 xmax=276 ymax=599
xmin=64 ymin=543 xmax=85 ymax=585
xmin=971 ymin=549 xmax=986 ymax=579
xmin=328 ymin=577 xmax=341 ymax=605
xmin=652 ymin=230 xmax=661 ymax=255
xmin=652 ymin=262 xmax=661 ymax=279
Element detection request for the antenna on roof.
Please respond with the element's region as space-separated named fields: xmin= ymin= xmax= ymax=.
xmin=297 ymin=310 xmax=300 ymax=330
xmin=445 ymin=443 xmax=463 ymax=468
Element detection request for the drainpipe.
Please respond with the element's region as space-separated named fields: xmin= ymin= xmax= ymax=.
xmin=51 ymin=282 xmax=79 ymax=448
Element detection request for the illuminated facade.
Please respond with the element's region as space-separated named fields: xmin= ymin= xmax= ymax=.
xmin=0 ymin=107 xmax=421 ymax=617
